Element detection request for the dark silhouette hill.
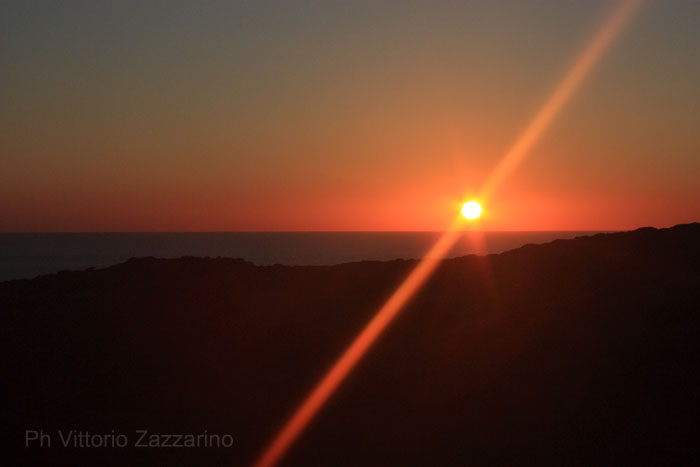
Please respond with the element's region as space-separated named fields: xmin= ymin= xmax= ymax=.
xmin=4 ymin=223 xmax=699 ymax=466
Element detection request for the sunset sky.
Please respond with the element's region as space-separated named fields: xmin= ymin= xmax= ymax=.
xmin=2 ymin=0 xmax=699 ymax=231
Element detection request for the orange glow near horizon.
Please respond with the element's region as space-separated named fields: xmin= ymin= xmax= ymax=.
xmin=253 ymin=2 xmax=644 ymax=465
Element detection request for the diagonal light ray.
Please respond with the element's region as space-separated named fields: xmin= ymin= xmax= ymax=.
xmin=253 ymin=2 xmax=643 ymax=465
xmin=478 ymin=0 xmax=643 ymax=202
xmin=254 ymin=222 xmax=464 ymax=467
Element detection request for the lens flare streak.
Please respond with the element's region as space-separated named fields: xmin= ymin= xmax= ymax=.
xmin=478 ymin=0 xmax=643 ymax=201
xmin=253 ymin=2 xmax=643 ymax=465
xmin=254 ymin=225 xmax=464 ymax=467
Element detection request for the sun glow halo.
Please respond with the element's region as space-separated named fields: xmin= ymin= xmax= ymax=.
xmin=461 ymin=201 xmax=482 ymax=220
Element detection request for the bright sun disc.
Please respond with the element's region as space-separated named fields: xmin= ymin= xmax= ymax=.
xmin=461 ymin=201 xmax=482 ymax=220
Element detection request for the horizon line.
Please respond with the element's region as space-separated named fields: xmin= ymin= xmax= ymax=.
xmin=0 ymin=229 xmax=628 ymax=234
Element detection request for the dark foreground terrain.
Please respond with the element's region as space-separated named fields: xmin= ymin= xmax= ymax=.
xmin=4 ymin=224 xmax=699 ymax=465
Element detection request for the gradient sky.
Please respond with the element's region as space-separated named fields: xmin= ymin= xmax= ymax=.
xmin=1 ymin=0 xmax=699 ymax=231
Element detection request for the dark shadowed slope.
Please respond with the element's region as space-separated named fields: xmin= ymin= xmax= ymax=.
xmin=4 ymin=224 xmax=700 ymax=466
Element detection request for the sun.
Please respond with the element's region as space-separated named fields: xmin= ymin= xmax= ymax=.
xmin=461 ymin=200 xmax=482 ymax=220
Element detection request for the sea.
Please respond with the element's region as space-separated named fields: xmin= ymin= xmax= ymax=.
xmin=0 ymin=231 xmax=603 ymax=282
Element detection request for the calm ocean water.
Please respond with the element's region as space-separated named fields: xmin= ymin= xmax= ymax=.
xmin=0 ymin=232 xmax=602 ymax=282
